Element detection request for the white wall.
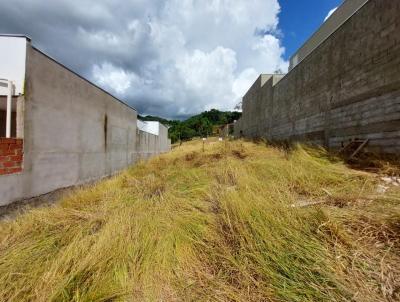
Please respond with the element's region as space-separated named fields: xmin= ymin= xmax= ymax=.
xmin=0 ymin=36 xmax=27 ymax=95
xmin=137 ymin=120 xmax=160 ymax=135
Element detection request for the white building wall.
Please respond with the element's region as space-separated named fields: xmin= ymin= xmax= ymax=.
xmin=0 ymin=36 xmax=27 ymax=95
xmin=137 ymin=120 xmax=160 ymax=135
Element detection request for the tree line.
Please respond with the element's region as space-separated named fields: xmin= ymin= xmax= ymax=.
xmin=139 ymin=109 xmax=241 ymax=143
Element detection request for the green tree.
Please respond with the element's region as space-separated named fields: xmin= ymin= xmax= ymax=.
xmin=140 ymin=109 xmax=241 ymax=144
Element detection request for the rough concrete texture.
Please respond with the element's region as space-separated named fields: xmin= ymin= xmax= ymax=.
xmin=0 ymin=43 xmax=170 ymax=206
xmin=235 ymin=0 xmax=400 ymax=154
xmin=136 ymin=123 xmax=171 ymax=161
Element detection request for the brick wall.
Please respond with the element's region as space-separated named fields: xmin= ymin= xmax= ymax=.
xmin=235 ymin=0 xmax=400 ymax=154
xmin=0 ymin=138 xmax=23 ymax=175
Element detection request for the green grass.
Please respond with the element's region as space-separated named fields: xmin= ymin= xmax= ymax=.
xmin=0 ymin=139 xmax=399 ymax=301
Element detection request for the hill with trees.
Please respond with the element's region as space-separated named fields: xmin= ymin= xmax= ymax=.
xmin=140 ymin=109 xmax=241 ymax=143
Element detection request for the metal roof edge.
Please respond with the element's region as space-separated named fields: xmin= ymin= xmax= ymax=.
xmin=0 ymin=34 xmax=31 ymax=42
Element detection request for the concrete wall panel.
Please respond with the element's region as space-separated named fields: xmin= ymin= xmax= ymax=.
xmin=30 ymin=152 xmax=81 ymax=196
xmin=0 ymin=36 xmax=170 ymax=206
xmin=0 ymin=43 xmax=140 ymax=206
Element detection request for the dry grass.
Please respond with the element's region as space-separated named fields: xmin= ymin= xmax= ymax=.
xmin=0 ymin=139 xmax=399 ymax=301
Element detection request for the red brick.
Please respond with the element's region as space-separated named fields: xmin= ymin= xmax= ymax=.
xmin=0 ymin=141 xmax=26 ymax=176
xmin=10 ymin=155 xmax=23 ymax=161
xmin=1 ymin=139 xmax=10 ymax=144
xmin=8 ymin=167 xmax=22 ymax=174
xmin=0 ymin=149 xmax=14 ymax=156
xmin=0 ymin=138 xmax=16 ymax=144
xmin=0 ymin=150 xmax=14 ymax=156
xmin=3 ymin=161 xmax=16 ymax=168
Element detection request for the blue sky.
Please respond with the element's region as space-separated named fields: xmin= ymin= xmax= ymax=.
xmin=0 ymin=0 xmax=343 ymax=118
xmin=279 ymin=0 xmax=342 ymax=60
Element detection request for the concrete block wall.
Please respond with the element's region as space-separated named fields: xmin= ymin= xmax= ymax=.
xmin=0 ymin=138 xmax=23 ymax=175
xmin=235 ymin=0 xmax=400 ymax=154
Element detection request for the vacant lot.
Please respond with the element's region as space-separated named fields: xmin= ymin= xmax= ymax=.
xmin=0 ymin=140 xmax=399 ymax=301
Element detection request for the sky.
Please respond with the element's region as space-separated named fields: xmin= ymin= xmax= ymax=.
xmin=0 ymin=0 xmax=342 ymax=119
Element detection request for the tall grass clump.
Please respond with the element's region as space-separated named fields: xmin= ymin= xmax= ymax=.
xmin=0 ymin=139 xmax=399 ymax=301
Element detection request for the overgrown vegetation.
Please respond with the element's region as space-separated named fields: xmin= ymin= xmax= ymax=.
xmin=140 ymin=109 xmax=241 ymax=143
xmin=0 ymin=139 xmax=399 ymax=301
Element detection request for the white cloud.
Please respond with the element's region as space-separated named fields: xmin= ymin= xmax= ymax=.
xmin=93 ymin=63 xmax=141 ymax=95
xmin=177 ymin=47 xmax=237 ymax=91
xmin=0 ymin=0 xmax=287 ymax=118
xmin=233 ymin=68 xmax=259 ymax=100
xmin=324 ymin=7 xmax=338 ymax=21
xmin=252 ymin=34 xmax=288 ymax=72
xmin=176 ymin=46 xmax=238 ymax=113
